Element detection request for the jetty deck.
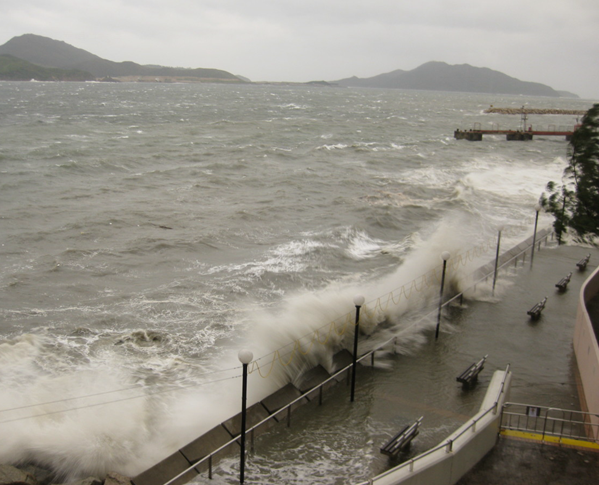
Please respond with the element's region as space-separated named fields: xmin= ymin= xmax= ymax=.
xmin=454 ymin=129 xmax=573 ymax=141
xmin=455 ymin=106 xmax=584 ymax=141
xmin=484 ymin=107 xmax=587 ymax=115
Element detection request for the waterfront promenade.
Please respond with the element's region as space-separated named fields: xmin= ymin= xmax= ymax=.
xmin=133 ymin=238 xmax=599 ymax=485
xmin=458 ymin=435 xmax=599 ymax=485
xmin=456 ymin=242 xmax=599 ymax=485
xmin=254 ymin=239 xmax=599 ymax=484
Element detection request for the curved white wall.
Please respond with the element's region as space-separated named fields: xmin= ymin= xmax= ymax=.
xmin=573 ymin=265 xmax=599 ymax=441
xmin=359 ymin=370 xmax=512 ymax=485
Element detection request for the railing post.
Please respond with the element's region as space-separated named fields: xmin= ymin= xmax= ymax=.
xmin=208 ymin=456 xmax=212 ymax=480
xmin=350 ymin=295 xmax=364 ymax=402
xmin=541 ymin=409 xmax=549 ymax=441
xmin=287 ymin=407 xmax=291 ymax=427
xmin=492 ymin=228 xmax=502 ymax=296
xmin=436 ymin=252 xmax=451 ymax=340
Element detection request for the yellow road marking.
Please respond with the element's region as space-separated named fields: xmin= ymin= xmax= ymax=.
xmin=501 ymin=429 xmax=599 ymax=451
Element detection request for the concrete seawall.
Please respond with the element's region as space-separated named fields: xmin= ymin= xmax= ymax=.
xmin=131 ymin=350 xmax=355 ymax=485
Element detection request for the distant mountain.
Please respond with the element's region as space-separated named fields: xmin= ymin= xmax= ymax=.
xmin=0 ymin=54 xmax=95 ymax=81
xmin=335 ymin=62 xmax=575 ymax=98
xmin=0 ymin=34 xmax=243 ymax=82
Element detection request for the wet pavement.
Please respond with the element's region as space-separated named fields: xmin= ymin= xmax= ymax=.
xmin=457 ymin=242 xmax=599 ymax=485
xmin=457 ymin=435 xmax=599 ymax=485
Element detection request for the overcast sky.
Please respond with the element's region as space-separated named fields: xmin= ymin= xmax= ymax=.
xmin=2 ymin=0 xmax=598 ymax=99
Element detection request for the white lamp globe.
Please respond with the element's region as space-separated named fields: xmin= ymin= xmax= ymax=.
xmin=238 ymin=349 xmax=253 ymax=365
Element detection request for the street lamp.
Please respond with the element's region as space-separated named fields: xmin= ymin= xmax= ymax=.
xmin=492 ymin=227 xmax=503 ymax=296
xmin=435 ymin=251 xmax=451 ymax=340
xmin=350 ymin=295 xmax=365 ymax=402
xmin=238 ymin=349 xmax=253 ymax=484
xmin=530 ymin=204 xmax=541 ymax=268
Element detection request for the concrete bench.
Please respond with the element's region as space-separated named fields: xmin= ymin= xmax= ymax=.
xmin=555 ymin=272 xmax=572 ymax=292
xmin=456 ymin=355 xmax=487 ymax=388
xmin=577 ymin=254 xmax=591 ymax=271
xmin=380 ymin=417 xmax=423 ymax=457
xmin=527 ymin=297 xmax=547 ymax=320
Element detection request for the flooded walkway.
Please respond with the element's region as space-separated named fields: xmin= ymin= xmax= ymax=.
xmin=458 ymin=435 xmax=599 ymax=485
xmin=192 ymin=241 xmax=599 ymax=484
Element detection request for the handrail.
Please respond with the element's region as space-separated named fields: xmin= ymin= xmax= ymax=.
xmin=355 ymin=365 xmax=511 ymax=485
xmin=501 ymin=402 xmax=599 ymax=443
xmin=163 ymin=357 xmax=366 ymax=485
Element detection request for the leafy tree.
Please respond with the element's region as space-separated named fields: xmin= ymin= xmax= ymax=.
xmin=541 ymin=104 xmax=599 ymax=244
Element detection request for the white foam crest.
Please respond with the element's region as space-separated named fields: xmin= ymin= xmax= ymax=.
xmin=462 ymin=158 xmax=565 ymax=199
xmin=246 ymin=212 xmax=485 ymax=385
xmin=204 ymin=237 xmax=336 ymax=280
xmin=0 ymin=334 xmax=266 ymax=480
xmin=0 ymin=337 xmax=154 ymax=478
xmin=0 ymin=215 xmax=493 ymax=480
xmin=316 ymin=143 xmax=348 ymax=151
xmin=344 ymin=230 xmax=384 ymax=260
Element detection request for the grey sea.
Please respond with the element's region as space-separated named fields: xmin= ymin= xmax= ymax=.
xmin=0 ymin=81 xmax=593 ymax=483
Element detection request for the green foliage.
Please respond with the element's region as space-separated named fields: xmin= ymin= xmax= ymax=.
xmin=0 ymin=54 xmax=94 ymax=81
xmin=541 ymin=104 xmax=599 ymax=244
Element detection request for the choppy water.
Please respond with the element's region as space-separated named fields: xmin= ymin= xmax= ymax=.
xmin=0 ymin=81 xmax=592 ymax=481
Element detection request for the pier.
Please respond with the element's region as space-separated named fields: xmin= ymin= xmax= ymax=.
xmin=483 ymin=107 xmax=587 ymax=116
xmin=454 ymin=128 xmax=574 ymax=141
xmin=455 ymin=105 xmax=584 ymax=141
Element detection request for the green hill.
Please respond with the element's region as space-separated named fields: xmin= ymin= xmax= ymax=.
xmin=0 ymin=34 xmax=242 ymax=82
xmin=0 ymin=54 xmax=95 ymax=81
xmin=335 ymin=61 xmax=575 ymax=98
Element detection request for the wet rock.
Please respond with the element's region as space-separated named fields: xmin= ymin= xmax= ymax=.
xmin=103 ymin=472 xmax=131 ymax=485
xmin=0 ymin=465 xmax=37 ymax=485
xmin=19 ymin=467 xmax=51 ymax=485
xmin=52 ymin=478 xmax=102 ymax=485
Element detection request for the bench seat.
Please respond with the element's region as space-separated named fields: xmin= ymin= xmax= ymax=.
xmin=527 ymin=297 xmax=547 ymax=320
xmin=380 ymin=417 xmax=423 ymax=457
xmin=456 ymin=355 xmax=487 ymax=387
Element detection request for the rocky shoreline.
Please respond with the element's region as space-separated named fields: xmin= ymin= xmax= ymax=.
xmin=0 ymin=465 xmax=130 ymax=485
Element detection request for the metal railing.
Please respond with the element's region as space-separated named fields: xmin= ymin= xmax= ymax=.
xmin=355 ymin=365 xmax=511 ymax=485
xmin=163 ymin=354 xmax=373 ymax=485
xmin=501 ymin=402 xmax=599 ymax=443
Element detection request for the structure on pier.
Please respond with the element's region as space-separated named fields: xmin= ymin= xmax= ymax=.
xmin=483 ymin=107 xmax=587 ymax=115
xmin=454 ymin=128 xmax=574 ymax=141
xmin=455 ymin=106 xmax=584 ymax=141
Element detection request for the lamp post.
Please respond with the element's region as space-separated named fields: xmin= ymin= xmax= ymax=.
xmin=435 ymin=251 xmax=451 ymax=340
xmin=350 ymin=295 xmax=365 ymax=402
xmin=238 ymin=349 xmax=253 ymax=485
xmin=530 ymin=204 xmax=541 ymax=268
xmin=492 ymin=227 xmax=503 ymax=296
